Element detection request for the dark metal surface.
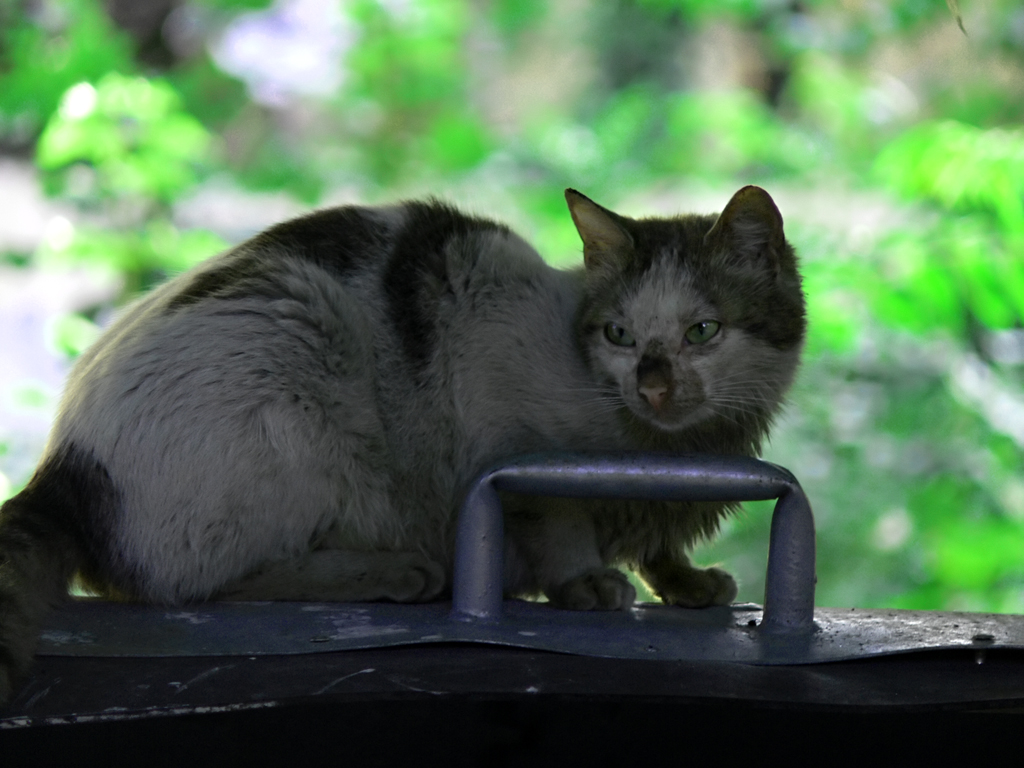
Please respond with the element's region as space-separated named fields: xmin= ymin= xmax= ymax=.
xmin=5 ymin=450 xmax=1024 ymax=737
xmin=27 ymin=599 xmax=1024 ymax=665
xmin=4 ymin=452 xmax=1024 ymax=740
xmin=20 ymin=452 xmax=1024 ymax=666
xmin=6 ymin=644 xmax=1024 ymax=728
xmin=4 ymin=647 xmax=1022 ymax=766
xmin=451 ymin=452 xmax=815 ymax=633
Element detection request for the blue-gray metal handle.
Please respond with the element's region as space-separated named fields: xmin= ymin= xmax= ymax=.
xmin=451 ymin=453 xmax=815 ymax=634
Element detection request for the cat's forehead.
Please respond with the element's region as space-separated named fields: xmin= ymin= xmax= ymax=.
xmin=621 ymin=257 xmax=716 ymax=323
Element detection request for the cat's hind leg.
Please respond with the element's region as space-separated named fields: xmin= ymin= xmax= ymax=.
xmin=213 ymin=550 xmax=446 ymax=602
xmin=638 ymin=552 xmax=737 ymax=608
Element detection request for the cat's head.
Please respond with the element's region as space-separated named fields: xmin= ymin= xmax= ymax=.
xmin=568 ymin=186 xmax=806 ymax=441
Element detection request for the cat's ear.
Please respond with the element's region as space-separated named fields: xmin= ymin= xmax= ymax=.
xmin=565 ymin=189 xmax=633 ymax=271
xmin=704 ymin=186 xmax=786 ymax=273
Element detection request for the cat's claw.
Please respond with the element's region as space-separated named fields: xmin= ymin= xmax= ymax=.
xmin=548 ymin=567 xmax=636 ymax=611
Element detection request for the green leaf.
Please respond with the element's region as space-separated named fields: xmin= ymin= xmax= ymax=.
xmin=876 ymin=121 xmax=1024 ymax=233
xmin=489 ymin=0 xmax=546 ymax=35
xmin=662 ymin=89 xmax=814 ymax=177
xmin=0 ymin=0 xmax=134 ymax=138
xmin=36 ymin=73 xmax=213 ymax=203
xmin=932 ymin=517 xmax=1024 ymax=590
xmin=49 ymin=313 xmax=102 ymax=359
xmin=426 ymin=111 xmax=490 ymax=170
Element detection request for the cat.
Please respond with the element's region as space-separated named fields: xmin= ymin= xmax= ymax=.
xmin=0 ymin=185 xmax=805 ymax=702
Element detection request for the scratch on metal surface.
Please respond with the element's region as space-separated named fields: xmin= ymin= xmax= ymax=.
xmin=21 ymin=683 xmax=57 ymax=710
xmin=164 ymin=611 xmax=215 ymax=625
xmin=1 ymin=701 xmax=280 ymax=729
xmin=318 ymin=607 xmax=410 ymax=640
xmin=313 ymin=667 xmax=376 ymax=695
xmin=326 ymin=624 xmax=409 ymax=640
xmin=39 ymin=630 xmax=96 ymax=645
xmin=383 ymin=675 xmax=447 ymax=696
xmin=301 ymin=604 xmax=364 ymax=612
xmin=169 ymin=664 xmax=235 ymax=694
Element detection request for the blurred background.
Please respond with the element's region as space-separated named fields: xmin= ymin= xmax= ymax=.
xmin=1 ymin=0 xmax=1023 ymax=612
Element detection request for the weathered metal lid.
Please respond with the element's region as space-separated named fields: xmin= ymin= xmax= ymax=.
xmin=32 ymin=453 xmax=1024 ymax=665
xmin=35 ymin=598 xmax=1024 ymax=665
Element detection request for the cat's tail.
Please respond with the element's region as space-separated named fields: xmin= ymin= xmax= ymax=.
xmin=0 ymin=444 xmax=104 ymax=705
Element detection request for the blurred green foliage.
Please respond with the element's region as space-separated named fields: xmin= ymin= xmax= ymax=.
xmin=1 ymin=0 xmax=1023 ymax=612
xmin=38 ymin=74 xmax=211 ymax=203
xmin=32 ymin=72 xmax=226 ymax=292
xmin=0 ymin=0 xmax=135 ymax=138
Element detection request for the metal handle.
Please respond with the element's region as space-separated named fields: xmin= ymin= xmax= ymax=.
xmin=450 ymin=453 xmax=816 ymax=634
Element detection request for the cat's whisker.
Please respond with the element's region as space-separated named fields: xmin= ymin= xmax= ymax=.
xmin=710 ymin=388 xmax=778 ymax=405
xmin=712 ymin=381 xmax=789 ymax=397
xmin=556 ymin=387 xmax=624 ymax=397
xmin=708 ymin=395 xmax=770 ymax=409
xmin=705 ymin=407 xmax=761 ymax=429
xmin=709 ymin=396 xmax=772 ymax=411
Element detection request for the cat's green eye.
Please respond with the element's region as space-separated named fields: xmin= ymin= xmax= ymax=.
xmin=684 ymin=320 xmax=721 ymax=344
xmin=604 ymin=322 xmax=636 ymax=347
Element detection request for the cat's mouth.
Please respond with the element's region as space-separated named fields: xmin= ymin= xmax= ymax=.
xmin=631 ymin=393 xmax=714 ymax=433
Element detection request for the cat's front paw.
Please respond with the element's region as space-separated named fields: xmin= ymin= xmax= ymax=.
xmin=385 ymin=553 xmax=447 ymax=602
xmin=547 ymin=567 xmax=636 ymax=611
xmin=654 ymin=565 xmax=737 ymax=608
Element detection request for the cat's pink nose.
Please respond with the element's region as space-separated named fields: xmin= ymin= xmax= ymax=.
xmin=639 ymin=385 xmax=668 ymax=410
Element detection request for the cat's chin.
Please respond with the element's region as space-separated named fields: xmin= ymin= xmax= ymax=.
xmin=631 ymin=402 xmax=714 ymax=434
